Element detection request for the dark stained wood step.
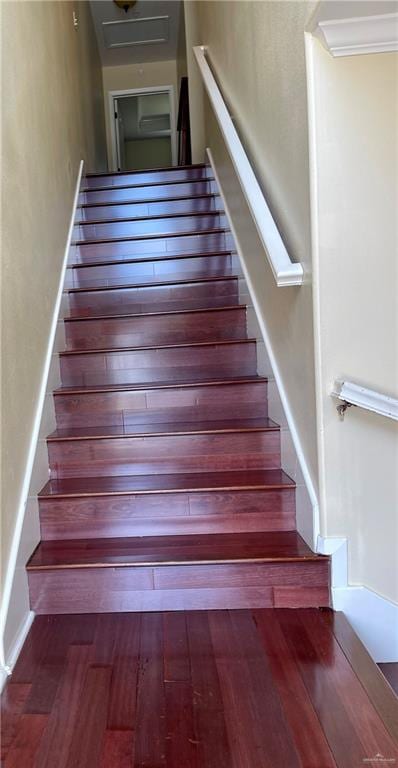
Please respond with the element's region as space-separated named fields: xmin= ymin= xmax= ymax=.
xmin=70 ymin=235 xmax=230 ymax=274
xmin=65 ymin=304 xmax=244 ymax=322
xmin=47 ymin=418 xmax=278 ymax=441
xmin=68 ymin=247 xmax=232 ymax=269
xmin=54 ymin=374 xmax=267 ymax=394
xmin=73 ymin=212 xmax=225 ymax=244
xmin=72 ymin=225 xmax=228 ymax=247
xmin=64 ymin=306 xmax=247 ymax=350
xmin=67 ymin=273 xmax=237 ymax=292
xmin=80 ymin=179 xmax=214 ymax=206
xmin=53 ymin=377 xmax=268 ymax=429
xmin=39 ymin=487 xmax=295 ymax=541
xmin=83 ymin=167 xmax=209 ymax=192
xmin=59 ymin=339 xmax=257 ymax=387
xmin=77 ymin=194 xmax=221 ymax=223
xmin=67 ymin=276 xmax=239 ymax=317
xmin=27 ymin=534 xmax=329 ymax=612
xmin=46 ymin=428 xmax=281 ymax=479
xmin=85 ymin=163 xmax=206 ymax=178
xmin=27 ymin=532 xmax=323 ymax=569
xmin=38 ymin=468 xmax=295 ymax=498
xmin=76 ymin=208 xmax=224 ymax=229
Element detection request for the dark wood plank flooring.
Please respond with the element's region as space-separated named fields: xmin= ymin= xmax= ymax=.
xmin=2 ymin=609 xmax=397 ymax=767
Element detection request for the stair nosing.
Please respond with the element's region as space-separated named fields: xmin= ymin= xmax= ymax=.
xmin=72 ymin=226 xmax=228 ymax=247
xmin=38 ymin=472 xmax=296 ymax=500
xmin=27 ymin=553 xmax=322 ymax=571
xmin=66 ymin=274 xmax=237 ymax=294
xmin=85 ymin=163 xmax=207 ymax=179
xmin=53 ymin=376 xmax=268 ymax=396
xmin=81 ymin=175 xmax=214 ymax=194
xmin=68 ymin=249 xmax=233 ymax=270
xmin=64 ymin=304 xmax=245 ymax=323
xmin=59 ymin=337 xmax=255 ymax=356
xmin=47 ymin=419 xmax=279 ymax=442
xmin=77 ymin=210 xmax=224 ymax=227
xmin=79 ymin=192 xmax=217 ymax=211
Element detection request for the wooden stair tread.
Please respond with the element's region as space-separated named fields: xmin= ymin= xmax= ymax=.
xmin=38 ymin=468 xmax=295 ymax=498
xmin=77 ymin=209 xmax=224 ymax=227
xmin=68 ymin=249 xmax=232 ymax=269
xmin=27 ymin=531 xmax=322 ymax=569
xmin=79 ymin=191 xmax=218 ymax=212
xmin=47 ymin=417 xmax=278 ymax=442
xmin=81 ymin=176 xmax=214 ymax=194
xmin=60 ymin=338 xmax=254 ymax=356
xmin=66 ymin=274 xmax=237 ymax=294
xmin=85 ymin=163 xmax=207 ymax=178
xmin=72 ymin=226 xmax=228 ymax=247
xmin=64 ymin=304 xmax=244 ymax=323
xmin=53 ymin=375 xmax=267 ymax=396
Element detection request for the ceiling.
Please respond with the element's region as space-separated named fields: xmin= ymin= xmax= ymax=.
xmin=89 ymin=0 xmax=182 ymax=67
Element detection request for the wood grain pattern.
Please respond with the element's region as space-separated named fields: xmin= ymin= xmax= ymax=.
xmin=67 ymin=277 xmax=239 ymax=317
xmin=30 ymin=161 xmax=334 ymax=617
xmin=3 ymin=609 xmax=397 ymax=767
xmin=78 ymin=194 xmax=219 ymax=223
xmin=64 ymin=306 xmax=247 ymax=350
xmin=81 ymin=179 xmax=213 ymax=206
xmin=53 ymin=378 xmax=267 ymax=429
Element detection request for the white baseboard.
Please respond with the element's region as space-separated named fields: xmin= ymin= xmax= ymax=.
xmin=317 ymin=536 xmax=398 ymax=662
xmin=0 ymin=161 xmax=84 ymax=679
xmin=333 ymin=586 xmax=398 ymax=663
xmin=0 ymin=611 xmax=35 ymax=693
xmin=206 ymin=147 xmax=320 ymax=548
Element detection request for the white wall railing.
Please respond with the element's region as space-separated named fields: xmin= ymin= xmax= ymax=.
xmin=332 ymin=380 xmax=398 ymax=421
xmin=193 ymin=45 xmax=304 ymax=288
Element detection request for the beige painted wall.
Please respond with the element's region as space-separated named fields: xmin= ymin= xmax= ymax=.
xmin=309 ymin=40 xmax=398 ymax=602
xmin=1 ymin=1 xmax=106 ymax=592
xmin=102 ymin=60 xmax=178 ymax=170
xmin=196 ymin=1 xmax=319 ymax=498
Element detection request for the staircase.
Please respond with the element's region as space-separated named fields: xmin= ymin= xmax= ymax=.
xmin=27 ymin=163 xmax=330 ymax=613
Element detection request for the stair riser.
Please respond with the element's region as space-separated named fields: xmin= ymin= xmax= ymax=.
xmin=39 ymin=489 xmax=295 ymax=540
xmin=79 ymin=180 xmax=213 ymax=206
xmin=73 ymin=214 xmax=225 ymax=243
xmin=84 ymin=167 xmax=208 ymax=191
xmin=68 ymin=279 xmax=239 ymax=317
xmin=67 ymin=254 xmax=232 ymax=290
xmin=47 ymin=431 xmax=281 ymax=479
xmin=70 ymin=231 xmax=228 ymax=265
xmin=76 ymin=196 xmax=221 ymax=223
xmin=54 ymin=382 xmax=268 ymax=430
xmin=28 ymin=561 xmax=330 ymax=613
xmin=64 ymin=308 xmax=247 ymax=350
xmin=60 ymin=341 xmax=257 ymax=387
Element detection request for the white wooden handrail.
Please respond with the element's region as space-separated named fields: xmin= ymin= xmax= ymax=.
xmin=332 ymin=380 xmax=398 ymax=421
xmin=193 ymin=45 xmax=304 ymax=287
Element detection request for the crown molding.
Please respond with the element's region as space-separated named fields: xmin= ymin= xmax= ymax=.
xmin=316 ymin=12 xmax=398 ymax=57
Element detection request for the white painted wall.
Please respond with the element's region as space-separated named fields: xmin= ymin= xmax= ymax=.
xmin=307 ymin=37 xmax=398 ymax=603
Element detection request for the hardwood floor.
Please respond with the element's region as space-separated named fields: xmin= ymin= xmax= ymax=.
xmin=1 ymin=609 xmax=397 ymax=767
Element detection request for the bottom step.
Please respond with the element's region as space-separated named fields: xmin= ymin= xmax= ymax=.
xmin=27 ymin=532 xmax=330 ymax=613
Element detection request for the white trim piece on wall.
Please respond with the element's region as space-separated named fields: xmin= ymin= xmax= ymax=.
xmin=107 ymin=85 xmax=177 ymax=172
xmin=316 ymin=12 xmax=398 ymax=57
xmin=317 ymin=536 xmax=398 ymax=662
xmin=206 ymin=147 xmax=320 ymax=549
xmin=0 ymin=161 xmax=84 ymax=689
